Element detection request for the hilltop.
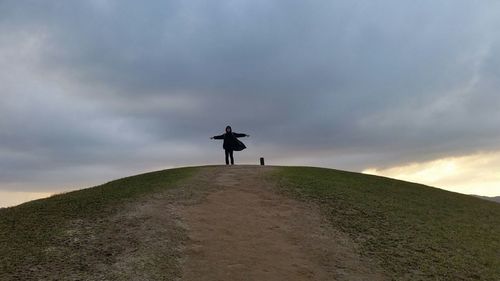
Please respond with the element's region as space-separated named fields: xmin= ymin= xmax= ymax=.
xmin=1 ymin=165 xmax=499 ymax=280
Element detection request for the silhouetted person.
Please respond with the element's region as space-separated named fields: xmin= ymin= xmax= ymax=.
xmin=210 ymin=126 xmax=249 ymax=165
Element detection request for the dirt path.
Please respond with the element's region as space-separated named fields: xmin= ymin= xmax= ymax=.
xmin=34 ymin=165 xmax=384 ymax=280
xmin=177 ymin=166 xmax=385 ymax=281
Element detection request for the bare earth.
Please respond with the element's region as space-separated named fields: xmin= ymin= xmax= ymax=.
xmin=177 ymin=166 xmax=385 ymax=281
xmin=34 ymin=165 xmax=385 ymax=280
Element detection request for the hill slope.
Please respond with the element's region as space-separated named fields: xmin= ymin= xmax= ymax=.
xmin=0 ymin=167 xmax=199 ymax=280
xmin=1 ymin=165 xmax=499 ymax=280
xmin=273 ymin=167 xmax=500 ymax=280
xmin=473 ymin=195 xmax=500 ymax=204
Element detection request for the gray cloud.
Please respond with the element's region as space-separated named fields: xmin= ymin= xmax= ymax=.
xmin=1 ymin=0 xmax=500 ymax=193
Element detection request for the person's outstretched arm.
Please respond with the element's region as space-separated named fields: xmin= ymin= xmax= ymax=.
xmin=234 ymin=133 xmax=249 ymax=138
xmin=211 ymin=134 xmax=224 ymax=139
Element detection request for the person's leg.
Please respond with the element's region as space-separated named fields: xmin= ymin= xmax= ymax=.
xmin=229 ymin=150 xmax=234 ymax=165
xmin=225 ymin=150 xmax=230 ymax=165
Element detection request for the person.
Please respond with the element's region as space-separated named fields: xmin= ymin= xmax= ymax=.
xmin=210 ymin=126 xmax=249 ymax=165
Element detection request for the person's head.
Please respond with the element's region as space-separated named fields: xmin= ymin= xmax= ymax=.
xmin=225 ymin=125 xmax=232 ymax=133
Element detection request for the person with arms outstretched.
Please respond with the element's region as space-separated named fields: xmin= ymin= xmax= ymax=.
xmin=210 ymin=126 xmax=249 ymax=165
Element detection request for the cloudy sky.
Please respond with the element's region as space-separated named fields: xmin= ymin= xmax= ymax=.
xmin=1 ymin=1 xmax=500 ymax=207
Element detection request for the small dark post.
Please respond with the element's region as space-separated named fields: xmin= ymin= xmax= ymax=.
xmin=260 ymin=157 xmax=265 ymax=165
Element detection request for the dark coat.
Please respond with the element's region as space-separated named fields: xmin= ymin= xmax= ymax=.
xmin=213 ymin=132 xmax=247 ymax=151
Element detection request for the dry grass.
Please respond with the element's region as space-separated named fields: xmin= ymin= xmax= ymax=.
xmin=0 ymin=167 xmax=198 ymax=280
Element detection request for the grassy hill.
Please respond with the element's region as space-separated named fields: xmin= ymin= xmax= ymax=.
xmin=0 ymin=167 xmax=199 ymax=280
xmin=272 ymin=167 xmax=500 ymax=280
xmin=1 ymin=165 xmax=499 ymax=280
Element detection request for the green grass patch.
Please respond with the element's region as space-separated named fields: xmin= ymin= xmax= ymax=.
xmin=273 ymin=166 xmax=500 ymax=281
xmin=0 ymin=166 xmax=197 ymax=279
